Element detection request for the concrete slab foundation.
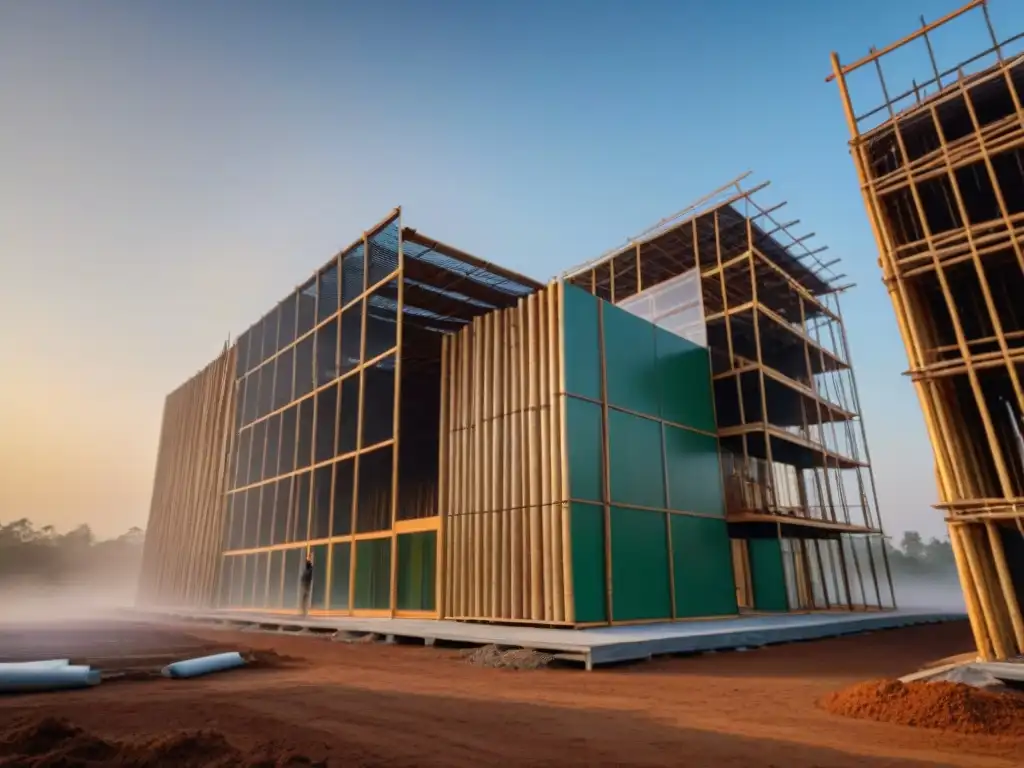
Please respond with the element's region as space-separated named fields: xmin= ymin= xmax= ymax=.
xmin=143 ymin=608 xmax=965 ymax=670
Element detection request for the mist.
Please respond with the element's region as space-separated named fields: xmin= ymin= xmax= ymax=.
xmin=892 ymin=570 xmax=966 ymax=613
xmin=0 ymin=520 xmax=143 ymax=626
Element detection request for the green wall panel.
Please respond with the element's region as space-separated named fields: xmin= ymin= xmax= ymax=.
xmin=329 ymin=542 xmax=351 ymax=610
xmin=565 ymin=396 xmax=604 ymax=502
xmin=397 ymin=531 xmax=437 ymax=611
xmin=602 ymin=303 xmax=660 ymax=417
xmin=562 ymin=284 xmax=602 ymax=400
xmin=610 ymin=506 xmax=671 ymax=621
xmin=310 ymin=543 xmax=328 ymax=609
xmin=748 ymin=537 xmax=789 ymax=612
xmin=656 ymin=328 xmax=716 ymax=433
xmin=570 ymin=502 xmax=607 ymax=623
xmin=354 ymin=538 xmax=391 ymax=610
xmin=664 ymin=425 xmax=725 ymax=516
xmin=670 ymin=515 xmax=738 ymax=618
xmin=608 ymin=410 xmax=665 ymax=509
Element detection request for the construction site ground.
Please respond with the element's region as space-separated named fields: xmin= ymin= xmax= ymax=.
xmin=1 ymin=618 xmax=1021 ymax=767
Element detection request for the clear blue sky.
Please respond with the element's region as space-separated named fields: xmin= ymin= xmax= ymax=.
xmin=2 ymin=0 xmax=1021 ymax=538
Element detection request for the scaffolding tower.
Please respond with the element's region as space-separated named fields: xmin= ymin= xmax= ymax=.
xmin=562 ymin=174 xmax=897 ymax=613
xmin=828 ymin=0 xmax=1024 ymax=659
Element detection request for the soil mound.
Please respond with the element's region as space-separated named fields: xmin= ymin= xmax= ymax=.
xmin=244 ymin=649 xmax=298 ymax=669
xmin=0 ymin=717 xmax=323 ymax=767
xmin=464 ymin=644 xmax=553 ymax=670
xmin=820 ymin=678 xmax=1024 ymax=736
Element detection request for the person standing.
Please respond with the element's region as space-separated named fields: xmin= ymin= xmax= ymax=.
xmin=300 ymin=557 xmax=314 ymax=617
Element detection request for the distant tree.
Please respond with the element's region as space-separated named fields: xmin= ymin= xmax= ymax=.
xmin=885 ymin=529 xmax=956 ymax=576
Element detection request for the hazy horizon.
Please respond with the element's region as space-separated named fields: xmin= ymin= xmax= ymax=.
xmin=4 ymin=1 xmax=1022 ymax=539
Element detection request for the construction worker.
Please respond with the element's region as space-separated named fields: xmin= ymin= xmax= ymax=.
xmin=300 ymin=557 xmax=314 ymax=617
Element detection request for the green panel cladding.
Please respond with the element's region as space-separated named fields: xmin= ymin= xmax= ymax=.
xmin=607 ymin=410 xmax=665 ymax=509
xmin=655 ymin=326 xmax=717 ymax=433
xmin=565 ymin=397 xmax=604 ymax=502
xmin=664 ymin=425 xmax=725 ymax=516
xmin=397 ymin=531 xmax=437 ymax=611
xmin=671 ymin=516 xmax=738 ymax=617
xmin=562 ymin=284 xmax=602 ymax=400
xmin=570 ymin=502 xmax=607 ymax=623
xmin=329 ymin=542 xmax=351 ymax=610
xmin=610 ymin=506 xmax=672 ymax=621
xmin=354 ymin=538 xmax=391 ymax=610
xmin=559 ymin=280 xmax=735 ymax=625
xmin=601 ymin=301 xmax=660 ymax=417
xmin=748 ymin=537 xmax=789 ymax=612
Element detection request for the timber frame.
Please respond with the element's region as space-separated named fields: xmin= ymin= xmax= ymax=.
xmin=828 ymin=0 xmax=1024 ymax=659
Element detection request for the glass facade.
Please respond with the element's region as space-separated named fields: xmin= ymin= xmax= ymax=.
xmin=217 ymin=212 xmax=438 ymax=616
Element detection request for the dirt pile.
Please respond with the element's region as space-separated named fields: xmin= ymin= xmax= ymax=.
xmin=463 ymin=645 xmax=553 ymax=670
xmin=820 ymin=678 xmax=1024 ymax=736
xmin=0 ymin=717 xmax=323 ymax=767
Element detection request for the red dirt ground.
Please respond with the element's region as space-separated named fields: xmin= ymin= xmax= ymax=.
xmin=1 ymin=619 xmax=1021 ymax=767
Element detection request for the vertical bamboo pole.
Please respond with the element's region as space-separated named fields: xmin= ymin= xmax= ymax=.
xmin=987 ymin=521 xmax=1024 ymax=653
xmin=527 ymin=293 xmax=544 ymax=621
xmin=538 ymin=292 xmax=554 ymax=621
xmin=959 ymin=523 xmax=1007 ymax=659
xmin=557 ymin=280 xmax=575 ymax=623
xmin=548 ymin=285 xmax=566 ymax=623
xmin=438 ymin=334 xmax=450 ymax=617
xmin=510 ymin=306 xmax=524 ymax=619
xmin=388 ymin=218 xmax=404 ymax=616
xmin=597 ymin=301 xmax=614 ymax=623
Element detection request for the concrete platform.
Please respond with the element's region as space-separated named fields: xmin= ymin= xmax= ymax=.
xmin=148 ymin=608 xmax=965 ymax=670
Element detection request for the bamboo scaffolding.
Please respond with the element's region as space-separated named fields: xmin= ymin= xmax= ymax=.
xmin=560 ymin=173 xmax=892 ymax=614
xmin=137 ymin=344 xmax=237 ymax=608
xmin=440 ymin=283 xmax=573 ymax=624
xmin=829 ymin=1 xmax=1024 ymax=659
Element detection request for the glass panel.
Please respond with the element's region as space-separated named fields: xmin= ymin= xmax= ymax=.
xmin=252 ymin=552 xmax=269 ymax=608
xmin=339 ymin=376 xmax=359 ymax=454
xmin=242 ymin=554 xmax=255 ymax=608
xmin=263 ymin=304 xmax=281 ymax=358
xmin=283 ymin=547 xmax=302 ymax=611
xmin=397 ymin=531 xmax=436 ymax=611
xmin=331 ymin=459 xmax=354 ymax=536
xmin=234 ymin=428 xmax=251 ymax=489
xmin=230 ymin=556 xmax=245 ymax=606
xmin=340 ymin=241 xmax=365 ymax=307
xmin=315 ymin=383 xmax=338 ymax=463
xmin=242 ymin=374 xmax=257 ymax=425
xmin=317 ymin=260 xmax=339 ymax=323
xmin=291 ymin=471 xmax=311 ymax=542
xmin=364 ymin=279 xmax=398 ymax=361
xmin=257 ymin=359 xmax=275 ymax=420
xmin=273 ymin=347 xmax=294 ymax=411
xmin=329 ymin=542 xmax=351 ymax=610
xmin=294 ymin=336 xmax=315 ymax=399
xmin=297 ymin=277 xmax=317 ymax=337
xmin=250 ymin=317 xmax=266 ymax=370
xmin=264 ymin=413 xmax=281 ymax=480
xmin=243 ymin=487 xmax=260 ymax=549
xmin=340 ymin=301 xmax=362 ymax=374
xmin=356 ymin=446 xmax=393 ymax=533
xmin=311 ymin=465 xmax=332 ymax=540
xmin=257 ymin=484 xmax=274 ymax=548
xmin=236 ymin=329 xmax=252 ymax=376
xmin=278 ymin=292 xmax=298 ymax=350
xmin=361 ymin=355 xmax=395 ymax=448
xmin=296 ymin=398 xmax=314 ymax=470
xmin=310 ymin=543 xmax=328 ymax=610
xmin=367 ymin=216 xmax=400 ymax=288
xmin=354 ymin=538 xmax=391 ymax=610
xmin=272 ymin=478 xmax=291 ymax=545
xmin=228 ymin=493 xmax=245 ymax=550
xmin=249 ymin=420 xmax=266 ymax=484
xmin=279 ymin=405 xmax=297 ymax=474
xmin=315 ymin=318 xmax=339 ymax=387
xmin=267 ymin=549 xmax=284 ymax=608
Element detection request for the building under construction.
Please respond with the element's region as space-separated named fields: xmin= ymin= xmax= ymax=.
xmin=139 ymin=179 xmax=895 ymax=627
xmin=829 ymin=0 xmax=1024 ymax=659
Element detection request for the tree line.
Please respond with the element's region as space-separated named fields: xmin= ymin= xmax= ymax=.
xmin=0 ymin=518 xmax=145 ymax=587
xmin=884 ymin=530 xmax=956 ymax=576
